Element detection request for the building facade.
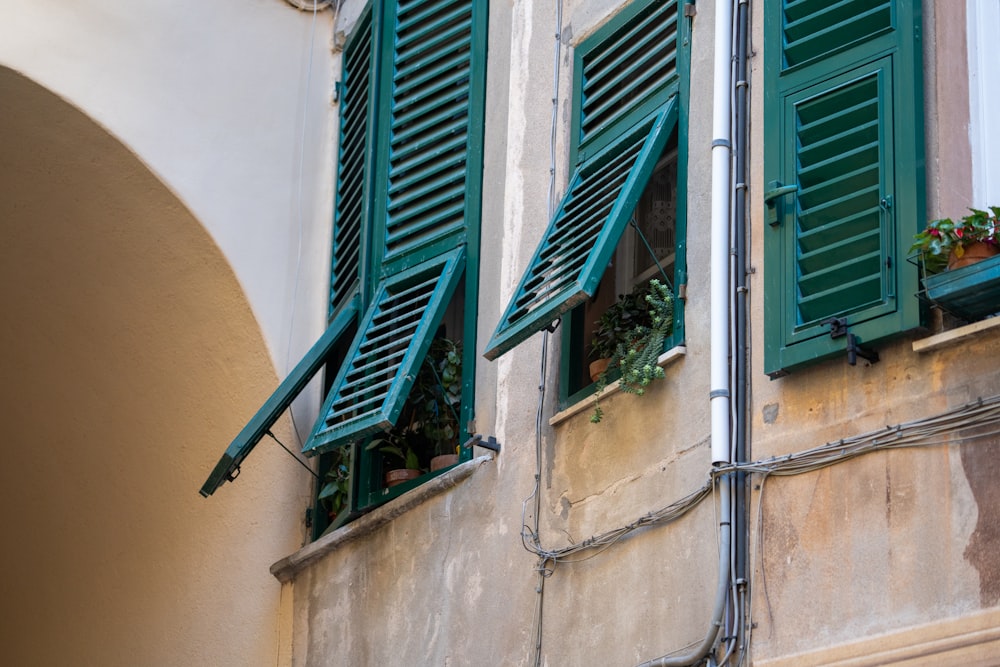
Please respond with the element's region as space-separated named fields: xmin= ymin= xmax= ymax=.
xmin=2 ymin=1 xmax=998 ymax=665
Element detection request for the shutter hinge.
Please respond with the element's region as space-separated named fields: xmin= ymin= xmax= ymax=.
xmin=333 ymin=80 xmax=343 ymax=103
xmin=684 ymin=2 xmax=697 ymax=17
xmin=820 ymin=317 xmax=879 ymax=367
xmin=678 ymin=283 xmax=687 ymax=301
xmin=463 ymin=433 xmax=501 ymax=454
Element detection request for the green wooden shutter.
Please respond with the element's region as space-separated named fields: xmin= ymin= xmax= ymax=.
xmin=303 ymin=248 xmax=465 ymax=455
xmin=200 ymin=298 xmax=360 ymax=497
xmin=376 ymin=0 xmax=480 ymax=272
xmin=330 ymin=6 xmax=375 ymax=317
xmin=484 ymin=104 xmax=677 ymax=361
xmin=763 ymin=0 xmax=924 ymax=376
xmin=575 ymin=0 xmax=680 ymax=151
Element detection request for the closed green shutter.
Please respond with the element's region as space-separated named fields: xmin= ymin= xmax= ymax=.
xmin=303 ymin=248 xmax=465 ymax=455
xmin=484 ymin=104 xmax=676 ymax=361
xmin=376 ymin=0 xmax=479 ymax=272
xmin=575 ymin=0 xmax=680 ymax=150
xmin=763 ymin=0 xmax=924 ymax=376
xmin=330 ymin=6 xmax=375 ymax=317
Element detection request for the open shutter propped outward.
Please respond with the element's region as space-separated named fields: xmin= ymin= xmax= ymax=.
xmin=484 ymin=103 xmax=676 ymax=361
xmin=199 ymin=299 xmax=359 ymax=497
xmin=302 ymin=247 xmax=465 ymax=456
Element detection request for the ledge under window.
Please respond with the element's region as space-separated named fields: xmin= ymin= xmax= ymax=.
xmin=549 ymin=346 xmax=686 ymax=426
xmin=912 ymin=316 xmax=1000 ymax=354
xmin=270 ymin=455 xmax=493 ymax=583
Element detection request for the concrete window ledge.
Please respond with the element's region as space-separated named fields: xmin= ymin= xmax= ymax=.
xmin=912 ymin=316 xmax=1000 ymax=353
xmin=548 ymin=346 xmax=686 ymax=426
xmin=270 ymin=455 xmax=494 ymax=583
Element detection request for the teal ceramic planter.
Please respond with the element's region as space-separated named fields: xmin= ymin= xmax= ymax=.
xmin=923 ymin=253 xmax=1000 ymax=321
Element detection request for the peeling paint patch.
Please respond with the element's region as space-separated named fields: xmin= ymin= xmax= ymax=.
xmin=960 ymin=432 xmax=1000 ymax=606
xmin=762 ymin=403 xmax=779 ymax=424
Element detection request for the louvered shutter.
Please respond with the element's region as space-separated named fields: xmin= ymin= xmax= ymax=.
xmin=575 ymin=0 xmax=680 ymax=150
xmin=376 ymin=0 xmax=479 ymax=272
xmin=200 ymin=299 xmax=360 ymax=496
xmin=303 ymin=248 xmax=465 ymax=455
xmin=484 ymin=105 xmax=676 ymax=360
xmin=303 ymin=0 xmax=485 ymax=454
xmin=763 ymin=0 xmax=924 ymax=376
xmin=330 ymin=6 xmax=375 ymax=317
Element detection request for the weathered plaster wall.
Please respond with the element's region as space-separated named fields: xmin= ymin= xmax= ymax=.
xmin=290 ymin=0 xmax=729 ymax=665
xmin=746 ymin=0 xmax=1000 ymax=663
xmin=0 ymin=67 xmax=311 ymax=666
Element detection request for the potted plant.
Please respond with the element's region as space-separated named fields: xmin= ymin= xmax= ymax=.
xmin=590 ymin=288 xmax=646 ymax=382
xmin=591 ymin=279 xmax=674 ymax=423
xmin=911 ymin=207 xmax=1000 ymax=274
xmin=912 ymin=206 xmax=1000 ymax=321
xmin=367 ymin=335 xmax=464 ymax=485
xmin=367 ymin=426 xmax=424 ymax=487
xmin=411 ymin=337 xmax=463 ymax=471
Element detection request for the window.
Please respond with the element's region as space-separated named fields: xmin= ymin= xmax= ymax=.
xmin=484 ymin=0 xmax=688 ymax=407
xmin=201 ymin=0 xmax=487 ymax=535
xmin=762 ymin=0 xmax=924 ymax=377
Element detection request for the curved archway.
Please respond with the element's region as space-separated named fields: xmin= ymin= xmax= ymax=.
xmin=0 ymin=66 xmax=309 ymax=665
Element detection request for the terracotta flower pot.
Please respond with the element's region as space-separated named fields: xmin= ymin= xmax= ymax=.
xmin=589 ymin=358 xmax=611 ymax=383
xmin=430 ymin=454 xmax=459 ymax=471
xmin=384 ymin=468 xmax=421 ymax=487
xmin=948 ymin=241 xmax=1000 ymax=270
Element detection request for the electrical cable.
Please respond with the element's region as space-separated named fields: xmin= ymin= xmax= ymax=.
xmin=519 ymin=392 xmax=1000 ymax=571
xmin=523 ymin=2 xmax=564 ymax=665
xmin=282 ymin=0 xmax=328 ymax=446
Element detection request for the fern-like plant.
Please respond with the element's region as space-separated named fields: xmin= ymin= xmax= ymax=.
xmin=591 ymin=279 xmax=674 ymax=423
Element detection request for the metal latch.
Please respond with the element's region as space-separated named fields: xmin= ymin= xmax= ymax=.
xmin=820 ymin=317 xmax=879 ymax=366
xmin=763 ymin=181 xmax=797 ymax=227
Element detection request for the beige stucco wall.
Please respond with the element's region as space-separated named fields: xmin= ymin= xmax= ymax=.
xmin=0 ymin=66 xmax=313 ymax=665
xmin=287 ymin=1 xmax=731 ymax=665
xmin=744 ymin=1 xmax=1000 ymax=664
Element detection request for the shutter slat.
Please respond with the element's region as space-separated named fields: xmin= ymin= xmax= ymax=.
xmin=790 ymin=69 xmax=887 ymax=326
xmin=782 ymin=0 xmax=892 ymax=69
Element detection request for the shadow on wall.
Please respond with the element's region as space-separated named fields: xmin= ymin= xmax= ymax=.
xmin=0 ymin=66 xmax=308 ymax=666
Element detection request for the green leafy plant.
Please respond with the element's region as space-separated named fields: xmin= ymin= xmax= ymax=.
xmin=411 ymin=337 xmax=463 ymax=457
xmin=591 ymin=279 xmax=674 ymax=423
xmin=317 ymin=447 xmax=352 ymax=520
xmin=590 ymin=289 xmax=647 ymax=361
xmin=366 ymin=336 xmax=463 ymax=473
xmin=911 ymin=206 xmax=1000 ymax=274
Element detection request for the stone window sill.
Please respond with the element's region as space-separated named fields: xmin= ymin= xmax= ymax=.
xmin=270 ymin=455 xmax=494 ymax=583
xmin=548 ymin=346 xmax=686 ymax=426
xmin=912 ymin=316 xmax=1000 ymax=353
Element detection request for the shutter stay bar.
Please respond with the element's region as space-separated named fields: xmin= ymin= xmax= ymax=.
xmin=820 ymin=317 xmax=880 ymax=366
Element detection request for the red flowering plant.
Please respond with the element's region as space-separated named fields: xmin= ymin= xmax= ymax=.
xmin=911 ymin=206 xmax=1000 ymax=274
